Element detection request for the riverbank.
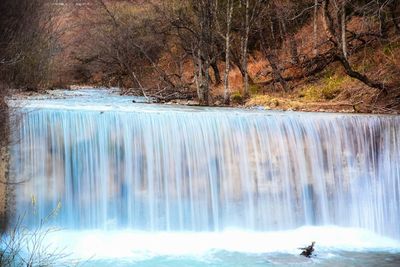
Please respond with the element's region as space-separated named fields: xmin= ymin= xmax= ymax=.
xmin=8 ymin=86 xmax=400 ymax=115
xmin=0 ymin=146 xmax=8 ymax=231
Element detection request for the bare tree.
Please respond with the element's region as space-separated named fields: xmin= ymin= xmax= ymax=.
xmin=322 ymin=0 xmax=388 ymax=91
xmin=238 ymin=0 xmax=265 ymax=97
xmin=75 ymin=0 xmax=176 ymax=98
xmin=165 ymin=0 xmax=221 ymax=105
xmin=313 ymin=0 xmax=319 ymax=56
xmin=242 ymin=0 xmax=251 ymax=97
xmin=223 ymin=0 xmax=235 ymax=105
xmin=257 ymin=1 xmax=290 ymax=92
xmin=0 ymin=0 xmax=62 ymax=90
xmin=1 ymin=204 xmax=72 ymax=266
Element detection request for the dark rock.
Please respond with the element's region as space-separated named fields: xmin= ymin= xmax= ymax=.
xmin=299 ymin=242 xmax=315 ymax=258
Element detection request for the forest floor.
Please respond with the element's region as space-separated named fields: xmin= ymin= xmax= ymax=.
xmin=210 ymin=23 xmax=400 ymax=115
xmin=238 ymin=62 xmax=400 ymax=115
xmin=168 ymin=38 xmax=400 ymax=115
xmin=10 ymin=36 xmax=400 ymax=115
xmin=159 ymin=48 xmax=400 ymax=115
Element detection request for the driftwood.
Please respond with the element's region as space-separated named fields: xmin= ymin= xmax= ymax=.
xmin=298 ymin=241 xmax=315 ymax=258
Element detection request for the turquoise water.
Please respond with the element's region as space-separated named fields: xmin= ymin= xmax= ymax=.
xmin=86 ymin=252 xmax=400 ymax=267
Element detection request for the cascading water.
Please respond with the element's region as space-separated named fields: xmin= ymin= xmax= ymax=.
xmin=6 ymin=90 xmax=400 ymax=265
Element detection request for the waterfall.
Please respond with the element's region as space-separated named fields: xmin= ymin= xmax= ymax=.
xmin=9 ymin=103 xmax=400 ymax=240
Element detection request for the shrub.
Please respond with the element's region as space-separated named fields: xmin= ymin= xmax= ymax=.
xmin=321 ymin=76 xmax=345 ymax=100
xmin=299 ymin=86 xmax=321 ymax=101
xmin=249 ymin=84 xmax=262 ymax=95
xmin=300 ymin=75 xmax=346 ymax=101
xmin=0 ymin=202 xmax=68 ymax=266
xmin=231 ymin=91 xmax=244 ymax=104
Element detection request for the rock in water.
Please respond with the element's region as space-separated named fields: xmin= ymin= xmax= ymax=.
xmin=299 ymin=242 xmax=315 ymax=258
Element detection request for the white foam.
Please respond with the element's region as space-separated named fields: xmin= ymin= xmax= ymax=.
xmin=39 ymin=226 xmax=400 ymax=261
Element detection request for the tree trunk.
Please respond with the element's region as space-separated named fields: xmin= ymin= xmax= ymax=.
xmin=195 ymin=49 xmax=202 ymax=103
xmin=313 ymin=0 xmax=319 ymax=55
xmin=201 ymin=61 xmax=210 ymax=105
xmin=211 ymin=61 xmax=222 ymax=85
xmin=322 ymin=0 xmax=387 ymax=91
xmin=196 ymin=48 xmax=209 ymax=105
xmin=196 ymin=0 xmax=214 ymax=106
xmin=224 ymin=0 xmax=233 ymax=105
xmin=237 ymin=63 xmax=254 ymax=85
xmin=336 ymin=54 xmax=387 ymax=91
xmin=0 ymin=144 xmax=9 ymax=233
xmin=0 ymin=90 xmax=9 ymax=232
xmin=378 ymin=4 xmax=388 ymax=38
xmin=289 ymin=35 xmax=299 ymax=65
xmin=390 ymin=1 xmax=400 ymax=35
xmin=322 ymin=0 xmax=337 ymax=44
xmin=341 ymin=0 xmax=347 ymax=59
xmin=265 ymin=50 xmax=289 ymax=92
xmin=242 ymin=0 xmax=250 ymax=98
xmin=281 ymin=17 xmax=299 ymax=65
